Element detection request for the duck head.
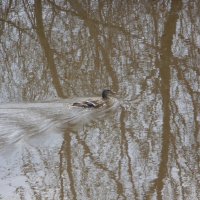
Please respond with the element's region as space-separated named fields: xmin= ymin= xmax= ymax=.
xmin=102 ymin=89 xmax=115 ymax=99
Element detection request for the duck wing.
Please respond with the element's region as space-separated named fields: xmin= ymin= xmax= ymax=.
xmin=85 ymin=100 xmax=105 ymax=108
xmin=72 ymin=100 xmax=96 ymax=108
xmin=83 ymin=101 xmax=96 ymax=107
xmin=72 ymin=99 xmax=105 ymax=108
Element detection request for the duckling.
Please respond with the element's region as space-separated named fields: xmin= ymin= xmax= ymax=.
xmin=72 ymin=89 xmax=115 ymax=108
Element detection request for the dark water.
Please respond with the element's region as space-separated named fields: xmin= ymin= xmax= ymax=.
xmin=0 ymin=1 xmax=200 ymax=199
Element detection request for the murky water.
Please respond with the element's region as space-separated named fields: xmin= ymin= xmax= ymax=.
xmin=0 ymin=0 xmax=200 ymax=199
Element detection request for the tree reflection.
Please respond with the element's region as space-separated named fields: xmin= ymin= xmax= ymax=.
xmin=0 ymin=0 xmax=200 ymax=199
xmin=34 ymin=0 xmax=66 ymax=98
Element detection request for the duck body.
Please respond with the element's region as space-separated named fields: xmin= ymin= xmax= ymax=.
xmin=72 ymin=99 xmax=105 ymax=108
xmin=72 ymin=89 xmax=115 ymax=108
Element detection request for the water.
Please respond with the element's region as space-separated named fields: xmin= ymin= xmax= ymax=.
xmin=0 ymin=98 xmax=119 ymax=199
xmin=0 ymin=1 xmax=200 ymax=199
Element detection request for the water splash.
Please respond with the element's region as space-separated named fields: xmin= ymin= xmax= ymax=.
xmin=0 ymin=98 xmax=119 ymax=150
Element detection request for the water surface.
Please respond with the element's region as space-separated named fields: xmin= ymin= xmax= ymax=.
xmin=0 ymin=0 xmax=199 ymax=199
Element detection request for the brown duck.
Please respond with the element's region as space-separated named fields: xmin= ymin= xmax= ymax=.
xmin=72 ymin=89 xmax=115 ymax=108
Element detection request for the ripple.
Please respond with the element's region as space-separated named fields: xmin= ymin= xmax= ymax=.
xmin=0 ymin=98 xmax=119 ymax=149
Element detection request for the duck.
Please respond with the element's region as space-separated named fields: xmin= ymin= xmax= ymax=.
xmin=72 ymin=89 xmax=115 ymax=108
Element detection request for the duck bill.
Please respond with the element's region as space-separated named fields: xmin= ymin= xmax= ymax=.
xmin=110 ymin=91 xmax=116 ymax=95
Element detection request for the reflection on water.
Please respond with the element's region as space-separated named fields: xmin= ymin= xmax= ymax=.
xmin=0 ymin=98 xmax=119 ymax=150
xmin=0 ymin=98 xmax=119 ymax=199
xmin=0 ymin=0 xmax=200 ymax=199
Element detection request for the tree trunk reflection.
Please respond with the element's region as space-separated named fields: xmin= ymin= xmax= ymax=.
xmin=34 ymin=0 xmax=66 ymax=98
